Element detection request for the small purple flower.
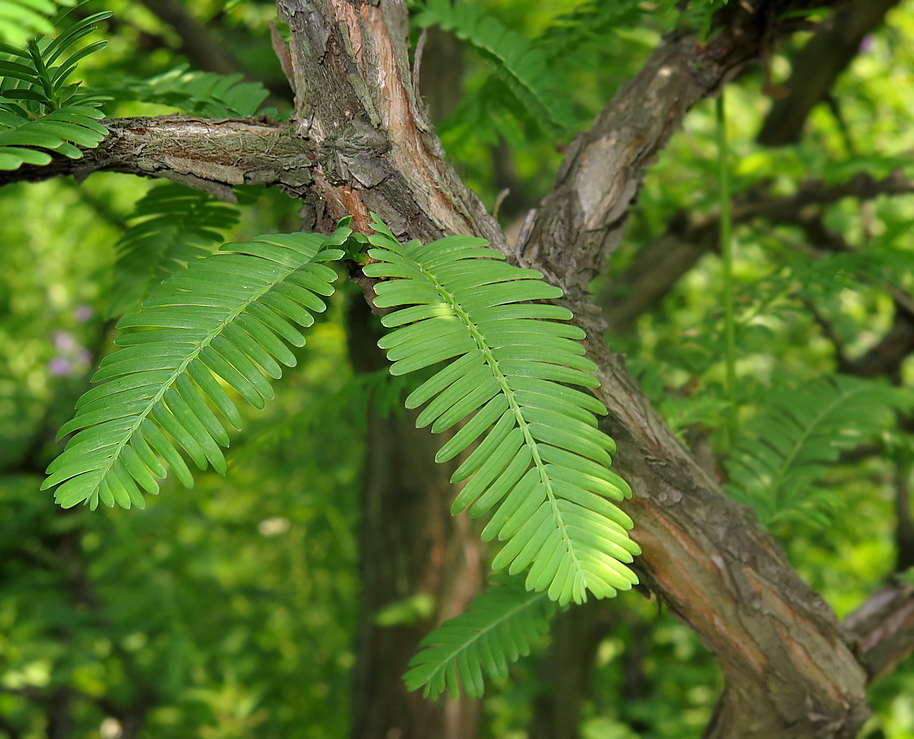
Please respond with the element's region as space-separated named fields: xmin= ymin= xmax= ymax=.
xmin=53 ymin=331 xmax=76 ymax=353
xmin=48 ymin=357 xmax=73 ymax=377
xmin=48 ymin=330 xmax=91 ymax=379
xmin=74 ymin=305 xmax=93 ymax=323
xmin=859 ymin=35 xmax=874 ymax=54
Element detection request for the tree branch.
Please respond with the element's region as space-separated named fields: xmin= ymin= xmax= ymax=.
xmin=273 ymin=0 xmax=881 ymax=734
xmin=0 ymin=116 xmax=314 ymax=200
xmin=603 ymin=171 xmax=914 ymax=334
xmin=757 ymin=0 xmax=901 ymax=146
xmin=5 ymin=1 xmax=897 ymax=734
xmin=516 ymin=3 xmax=835 ymax=302
xmin=845 ymin=578 xmax=914 ymax=683
xmin=527 ymin=19 xmax=911 ymax=720
xmin=272 ymin=1 xmax=872 ymax=735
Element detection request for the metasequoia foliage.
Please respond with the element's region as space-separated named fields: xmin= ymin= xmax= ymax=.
xmin=8 ymin=0 xmax=910 ymax=728
xmin=404 ymin=583 xmax=556 ymax=699
xmin=92 ymin=64 xmax=270 ymax=119
xmin=0 ymin=0 xmax=76 ymax=47
xmin=411 ymin=0 xmax=573 ymax=136
xmin=44 ymin=226 xmax=350 ymax=508
xmin=364 ymin=218 xmax=640 ymax=605
xmin=107 ymin=182 xmax=241 ymax=317
xmin=726 ymin=375 xmax=913 ymax=529
xmin=0 ymin=12 xmax=109 ymax=169
xmin=46 ymin=213 xmax=639 ymax=610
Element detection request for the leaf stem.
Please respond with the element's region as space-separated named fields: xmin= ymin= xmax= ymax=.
xmin=717 ymin=92 xmax=738 ymax=448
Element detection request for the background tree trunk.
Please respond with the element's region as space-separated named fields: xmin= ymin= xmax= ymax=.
xmin=528 ymin=600 xmax=615 ymax=739
xmin=346 ymin=296 xmax=484 ymax=739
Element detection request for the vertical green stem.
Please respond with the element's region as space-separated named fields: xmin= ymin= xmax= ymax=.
xmin=717 ymin=92 xmax=738 ymax=448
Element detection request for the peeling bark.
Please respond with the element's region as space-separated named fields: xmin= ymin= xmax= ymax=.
xmin=275 ymin=1 xmax=873 ymax=734
xmin=273 ymin=1 xmax=876 ymax=735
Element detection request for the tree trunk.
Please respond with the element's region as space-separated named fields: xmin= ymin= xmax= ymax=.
xmin=528 ymin=600 xmax=615 ymax=739
xmin=347 ymin=296 xmax=484 ymax=739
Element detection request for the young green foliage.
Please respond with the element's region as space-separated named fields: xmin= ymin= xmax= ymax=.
xmin=0 ymin=10 xmax=109 ymax=169
xmin=0 ymin=0 xmax=75 ymax=47
xmin=94 ymin=64 xmax=269 ymax=118
xmin=533 ymin=0 xmax=644 ymax=61
xmin=43 ymin=225 xmax=350 ymax=510
xmin=363 ymin=218 xmax=640 ymax=605
xmin=47 ymin=212 xmax=641 ymax=609
xmin=726 ymin=375 xmax=913 ymax=530
xmin=0 ymin=9 xmax=270 ymax=172
xmin=107 ymin=182 xmax=241 ymax=318
xmin=404 ymin=583 xmax=557 ymax=699
xmin=411 ymin=0 xmax=574 ymax=138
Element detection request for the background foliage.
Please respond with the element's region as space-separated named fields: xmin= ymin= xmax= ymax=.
xmin=2 ymin=0 xmax=914 ymax=737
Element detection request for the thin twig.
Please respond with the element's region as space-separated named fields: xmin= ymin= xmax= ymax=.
xmin=413 ymin=27 xmax=429 ymax=91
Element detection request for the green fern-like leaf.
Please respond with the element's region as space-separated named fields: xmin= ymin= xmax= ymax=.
xmin=363 ymin=219 xmax=640 ymax=605
xmin=0 ymin=10 xmax=109 ymax=168
xmin=95 ymin=64 xmax=269 ymax=118
xmin=0 ymin=0 xmax=75 ymax=47
xmin=43 ymin=224 xmax=351 ymax=510
xmin=107 ymin=183 xmax=241 ymax=317
xmin=726 ymin=375 xmax=913 ymax=529
xmin=412 ymin=0 xmax=573 ymax=138
xmin=534 ymin=0 xmax=644 ymax=61
xmin=437 ymin=75 xmax=539 ymax=153
xmin=404 ymin=583 xmax=557 ymax=699
xmin=0 ymin=11 xmax=110 ymax=109
xmin=0 ymin=103 xmax=104 ymax=168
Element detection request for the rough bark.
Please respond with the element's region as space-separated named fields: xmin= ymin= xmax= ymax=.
xmin=9 ymin=0 xmax=913 ymax=736
xmin=845 ymin=578 xmax=914 ymax=683
xmin=273 ymin=1 xmax=870 ymax=735
xmin=0 ymin=116 xmax=314 ymax=199
xmin=342 ymin=19 xmax=483 ymax=739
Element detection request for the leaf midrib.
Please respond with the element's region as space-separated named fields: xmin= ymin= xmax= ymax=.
xmin=767 ymin=382 xmax=868 ymax=501
xmin=416 ymin=260 xmax=585 ymax=596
